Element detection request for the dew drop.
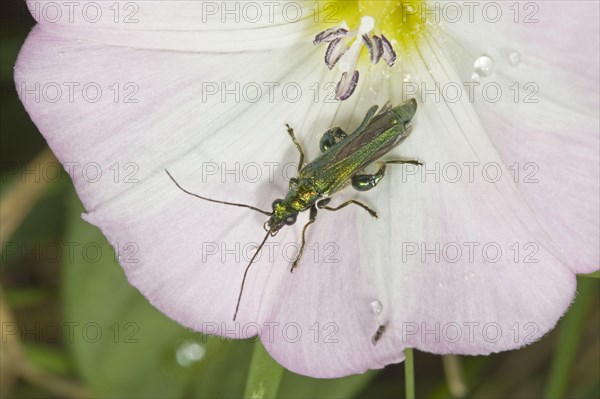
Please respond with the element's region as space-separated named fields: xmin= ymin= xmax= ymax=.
xmin=175 ymin=341 xmax=206 ymax=368
xmin=470 ymin=72 xmax=481 ymax=83
xmin=370 ymin=300 xmax=383 ymax=315
xmin=473 ymin=55 xmax=495 ymax=78
xmin=508 ymin=51 xmax=521 ymax=67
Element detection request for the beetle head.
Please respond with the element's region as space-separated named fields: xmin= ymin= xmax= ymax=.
xmin=264 ymin=199 xmax=298 ymax=234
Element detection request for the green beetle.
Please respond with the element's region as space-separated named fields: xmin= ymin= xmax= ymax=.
xmin=166 ymin=98 xmax=421 ymax=319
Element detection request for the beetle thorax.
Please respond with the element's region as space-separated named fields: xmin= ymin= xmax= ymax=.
xmin=286 ymin=180 xmax=318 ymax=212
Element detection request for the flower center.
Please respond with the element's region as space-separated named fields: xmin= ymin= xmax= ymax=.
xmin=338 ymin=0 xmax=426 ymax=52
xmin=313 ymin=0 xmax=428 ymax=101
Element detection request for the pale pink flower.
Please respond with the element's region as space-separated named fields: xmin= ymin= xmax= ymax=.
xmin=15 ymin=0 xmax=599 ymax=377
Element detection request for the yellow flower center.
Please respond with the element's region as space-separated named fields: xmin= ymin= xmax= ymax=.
xmin=333 ymin=0 xmax=427 ymax=53
xmin=312 ymin=1 xmax=431 ymax=101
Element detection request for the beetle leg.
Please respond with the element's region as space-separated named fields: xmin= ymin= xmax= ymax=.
xmin=317 ymin=198 xmax=378 ymax=219
xmin=290 ymin=205 xmax=318 ymax=273
xmin=384 ymin=158 xmax=423 ymax=167
xmin=319 ymin=127 xmax=348 ymax=152
xmin=351 ymin=159 xmax=422 ymax=191
xmin=317 ymin=198 xmax=331 ymax=208
xmin=351 ymin=162 xmax=387 ymax=192
xmin=285 ymin=124 xmax=305 ymax=172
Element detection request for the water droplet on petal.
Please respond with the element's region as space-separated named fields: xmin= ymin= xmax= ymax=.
xmin=175 ymin=341 xmax=206 ymax=367
xmin=508 ymin=51 xmax=521 ymax=66
xmin=473 ymin=55 xmax=495 ymax=78
xmin=370 ymin=300 xmax=383 ymax=315
xmin=470 ymin=72 xmax=481 ymax=83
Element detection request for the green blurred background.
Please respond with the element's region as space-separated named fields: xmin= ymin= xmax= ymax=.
xmin=1 ymin=1 xmax=598 ymax=398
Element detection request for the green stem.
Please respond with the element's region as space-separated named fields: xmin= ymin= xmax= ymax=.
xmin=544 ymin=277 xmax=596 ymax=398
xmin=442 ymin=355 xmax=467 ymax=398
xmin=244 ymin=341 xmax=285 ymax=399
xmin=404 ymin=348 xmax=415 ymax=399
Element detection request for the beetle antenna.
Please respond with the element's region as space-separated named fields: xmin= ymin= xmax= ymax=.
xmin=233 ymin=228 xmax=272 ymax=321
xmin=165 ymin=169 xmax=272 ymax=216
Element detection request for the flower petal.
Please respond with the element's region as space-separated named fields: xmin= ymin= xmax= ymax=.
xmin=14 ymin=0 xmax=597 ymax=378
xmin=441 ymin=0 xmax=600 ymax=273
xmin=26 ymin=0 xmax=318 ymax=51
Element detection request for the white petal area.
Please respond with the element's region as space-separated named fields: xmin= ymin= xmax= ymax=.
xmin=439 ymin=0 xmax=600 ymax=273
xmin=26 ymin=0 xmax=322 ymax=51
xmin=261 ymin=208 xmax=408 ymax=378
xmin=367 ymin=100 xmax=577 ymax=355
xmin=395 ymin=24 xmax=585 ymax=348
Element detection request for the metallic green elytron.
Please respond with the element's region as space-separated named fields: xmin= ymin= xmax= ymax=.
xmin=166 ymin=98 xmax=421 ymax=319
